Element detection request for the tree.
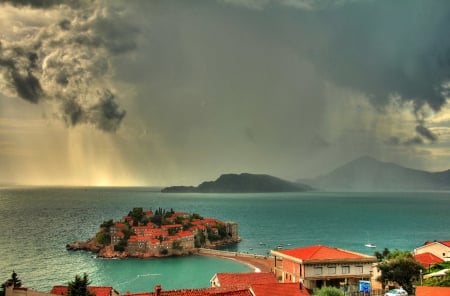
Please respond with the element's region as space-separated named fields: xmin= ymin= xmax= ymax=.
xmin=68 ymin=273 xmax=94 ymax=296
xmin=374 ymin=248 xmax=411 ymax=261
xmin=1 ymin=271 xmax=22 ymax=296
xmin=374 ymin=248 xmax=390 ymax=261
xmin=377 ymin=257 xmax=423 ymax=293
xmin=423 ymin=274 xmax=450 ymax=287
xmin=128 ymin=208 xmax=144 ymax=226
xmin=313 ymin=286 xmax=344 ymax=296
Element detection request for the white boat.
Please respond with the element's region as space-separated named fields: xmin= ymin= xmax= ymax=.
xmin=365 ymin=243 xmax=376 ymax=248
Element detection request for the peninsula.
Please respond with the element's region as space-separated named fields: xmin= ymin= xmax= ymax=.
xmin=162 ymin=173 xmax=313 ymax=193
xmin=67 ymin=207 xmax=240 ymax=258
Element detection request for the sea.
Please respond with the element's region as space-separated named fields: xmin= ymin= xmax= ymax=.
xmin=1 ymin=187 xmax=449 ymax=293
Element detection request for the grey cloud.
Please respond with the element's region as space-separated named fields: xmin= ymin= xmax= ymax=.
xmin=11 ymin=70 xmax=43 ymax=103
xmin=62 ymin=98 xmax=84 ymax=127
xmin=0 ymin=0 xmax=134 ymax=132
xmin=60 ymin=90 xmax=126 ymax=132
xmin=385 ymin=136 xmax=424 ymax=146
xmin=88 ymin=90 xmax=127 ymax=132
xmin=217 ymin=0 xmax=450 ymax=137
xmin=0 ymin=45 xmax=43 ymax=103
xmin=415 ymin=125 xmax=438 ymax=142
xmin=296 ymin=0 xmax=450 ymax=113
xmin=404 ymin=137 xmax=425 ymax=146
xmin=0 ymin=0 xmax=81 ymax=9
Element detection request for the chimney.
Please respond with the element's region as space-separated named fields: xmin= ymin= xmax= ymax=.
xmin=154 ymin=285 xmax=162 ymax=296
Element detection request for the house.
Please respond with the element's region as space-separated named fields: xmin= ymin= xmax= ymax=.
xmin=50 ymin=286 xmax=120 ymax=296
xmin=414 ymin=241 xmax=450 ymax=262
xmin=415 ymin=286 xmax=450 ymax=296
xmin=414 ymin=252 xmax=444 ymax=269
xmin=270 ymin=244 xmax=377 ymax=293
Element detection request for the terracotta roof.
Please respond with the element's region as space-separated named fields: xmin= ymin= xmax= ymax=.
xmin=273 ymin=245 xmax=375 ymax=262
xmin=423 ymin=240 xmax=450 ymax=247
xmin=414 ymin=252 xmax=444 ymax=268
xmin=50 ymin=286 xmax=67 ymax=295
xmin=162 ymin=224 xmax=183 ymax=229
xmin=215 ymin=272 xmax=277 ymax=287
xmin=416 ymin=286 xmax=450 ymax=296
xmin=51 ymin=286 xmax=115 ymax=296
xmin=250 ymin=283 xmax=310 ymax=296
xmin=122 ymin=286 xmax=251 ymax=296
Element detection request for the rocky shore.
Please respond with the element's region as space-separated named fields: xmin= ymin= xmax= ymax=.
xmin=66 ymin=237 xmax=240 ymax=259
xmin=66 ymin=237 xmax=103 ymax=253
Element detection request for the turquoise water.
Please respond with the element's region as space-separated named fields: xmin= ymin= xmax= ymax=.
xmin=1 ymin=188 xmax=449 ymax=292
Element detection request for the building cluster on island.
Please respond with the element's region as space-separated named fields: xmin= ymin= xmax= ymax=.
xmin=67 ymin=207 xmax=239 ymax=258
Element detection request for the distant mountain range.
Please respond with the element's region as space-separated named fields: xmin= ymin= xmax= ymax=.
xmin=301 ymin=156 xmax=450 ymax=191
xmin=162 ymin=156 xmax=450 ymax=193
xmin=161 ymin=173 xmax=312 ymax=193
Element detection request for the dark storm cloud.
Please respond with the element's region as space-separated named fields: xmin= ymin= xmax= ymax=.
xmin=60 ymin=90 xmax=126 ymax=132
xmin=88 ymin=91 xmax=127 ymax=132
xmin=0 ymin=0 xmax=137 ymax=132
xmin=290 ymin=0 xmax=450 ymax=113
xmin=416 ymin=125 xmax=438 ymax=142
xmin=0 ymin=0 xmax=81 ymax=9
xmin=0 ymin=45 xmax=43 ymax=103
xmin=11 ymin=70 xmax=43 ymax=103
xmin=385 ymin=136 xmax=424 ymax=147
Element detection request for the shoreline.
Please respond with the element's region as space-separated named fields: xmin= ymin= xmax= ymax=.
xmin=196 ymin=249 xmax=276 ymax=273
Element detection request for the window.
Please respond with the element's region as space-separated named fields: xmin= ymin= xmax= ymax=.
xmin=355 ymin=265 xmax=363 ymax=273
xmin=342 ymin=266 xmax=350 ymax=274
xmin=314 ymin=267 xmax=323 ymax=275
xmin=328 ymin=266 xmax=336 ymax=274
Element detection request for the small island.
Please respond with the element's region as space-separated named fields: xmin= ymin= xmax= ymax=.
xmin=162 ymin=173 xmax=313 ymax=193
xmin=67 ymin=207 xmax=240 ymax=258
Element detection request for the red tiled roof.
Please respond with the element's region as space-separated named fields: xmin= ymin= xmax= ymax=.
xmin=416 ymin=286 xmax=450 ymax=296
xmin=273 ymin=245 xmax=375 ymax=262
xmin=51 ymin=286 xmax=115 ymax=296
xmin=50 ymin=286 xmax=67 ymax=295
xmin=414 ymin=252 xmax=444 ymax=268
xmin=122 ymin=286 xmax=251 ymax=296
xmin=423 ymin=240 xmax=450 ymax=247
xmin=162 ymin=224 xmax=183 ymax=229
xmin=250 ymin=283 xmax=310 ymax=296
xmin=215 ymin=272 xmax=277 ymax=287
xmin=115 ymin=222 xmax=126 ymax=229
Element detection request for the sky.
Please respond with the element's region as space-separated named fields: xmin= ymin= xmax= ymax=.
xmin=0 ymin=0 xmax=450 ymax=187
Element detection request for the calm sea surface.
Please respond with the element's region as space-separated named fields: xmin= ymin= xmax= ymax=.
xmin=1 ymin=188 xmax=449 ymax=292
